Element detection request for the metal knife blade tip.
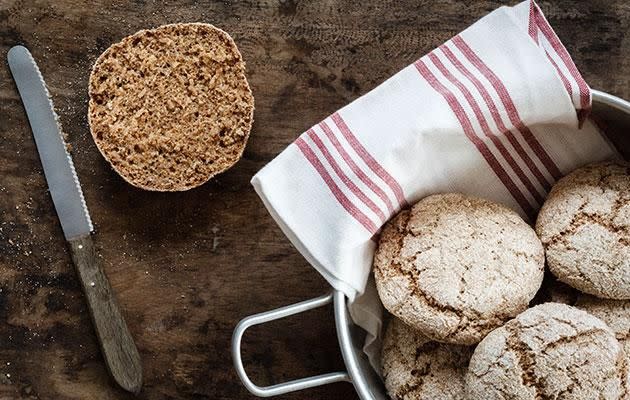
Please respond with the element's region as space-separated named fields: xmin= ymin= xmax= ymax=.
xmin=8 ymin=45 xmax=94 ymax=239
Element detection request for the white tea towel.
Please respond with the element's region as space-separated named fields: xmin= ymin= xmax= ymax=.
xmin=251 ymin=0 xmax=618 ymax=369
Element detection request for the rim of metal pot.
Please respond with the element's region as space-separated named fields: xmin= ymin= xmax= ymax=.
xmin=592 ymin=89 xmax=630 ymax=113
xmin=333 ymin=291 xmax=387 ymax=400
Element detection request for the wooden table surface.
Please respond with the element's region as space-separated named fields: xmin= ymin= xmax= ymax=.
xmin=1 ymin=1 xmax=629 ymax=399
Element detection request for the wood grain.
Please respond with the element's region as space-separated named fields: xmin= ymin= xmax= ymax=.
xmin=68 ymin=235 xmax=142 ymax=394
xmin=0 ymin=1 xmax=629 ymax=399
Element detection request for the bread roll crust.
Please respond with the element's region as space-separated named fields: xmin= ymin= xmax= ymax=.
xmin=374 ymin=193 xmax=544 ymax=345
xmin=382 ymin=318 xmax=473 ymax=400
xmin=536 ymin=161 xmax=630 ymax=299
xmin=466 ymin=303 xmax=628 ymax=400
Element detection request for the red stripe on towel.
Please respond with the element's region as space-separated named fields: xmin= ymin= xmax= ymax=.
xmin=429 ymin=52 xmax=545 ymax=204
xmin=531 ymin=1 xmax=590 ymax=114
xmin=544 ymin=48 xmax=574 ymax=98
xmin=528 ymin=0 xmax=539 ymax=43
xmin=440 ymin=44 xmax=552 ymax=191
xmin=319 ymin=121 xmax=395 ymax=214
xmin=452 ymin=35 xmax=563 ymax=181
xmin=331 ymin=112 xmax=407 ymax=209
xmin=295 ymin=137 xmax=379 ymax=234
xmin=306 ymin=129 xmax=387 ymax=222
xmin=414 ymin=58 xmax=534 ymax=217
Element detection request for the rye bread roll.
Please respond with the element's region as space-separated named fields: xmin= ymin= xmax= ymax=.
xmin=536 ymin=161 xmax=630 ymax=299
xmin=88 ymin=23 xmax=254 ymax=191
xmin=374 ymin=193 xmax=545 ymax=345
xmin=466 ymin=303 xmax=629 ymax=400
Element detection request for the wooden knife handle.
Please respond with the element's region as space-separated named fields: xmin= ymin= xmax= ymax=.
xmin=68 ymin=234 xmax=143 ymax=394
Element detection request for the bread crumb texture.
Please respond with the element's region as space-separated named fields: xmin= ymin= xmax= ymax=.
xmin=88 ymin=23 xmax=254 ymax=191
xmin=381 ymin=317 xmax=473 ymax=400
xmin=466 ymin=303 xmax=628 ymax=400
xmin=536 ymin=161 xmax=630 ymax=299
xmin=374 ymin=193 xmax=544 ymax=345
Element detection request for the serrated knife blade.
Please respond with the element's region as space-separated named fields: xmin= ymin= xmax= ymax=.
xmin=7 ymin=45 xmax=93 ymax=240
xmin=8 ymin=45 xmax=142 ymax=394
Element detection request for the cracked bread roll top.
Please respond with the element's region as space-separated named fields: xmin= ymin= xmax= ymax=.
xmin=466 ymin=303 xmax=628 ymax=400
xmin=88 ymin=23 xmax=254 ymax=191
xmin=575 ymin=295 xmax=630 ymax=362
xmin=536 ymin=161 xmax=630 ymax=299
xmin=374 ymin=193 xmax=544 ymax=345
xmin=382 ymin=317 xmax=473 ymax=400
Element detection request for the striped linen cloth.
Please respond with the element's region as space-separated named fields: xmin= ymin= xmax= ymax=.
xmin=252 ymin=0 xmax=618 ymax=366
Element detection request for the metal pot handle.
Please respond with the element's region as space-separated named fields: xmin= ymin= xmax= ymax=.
xmin=232 ymin=292 xmax=351 ymax=397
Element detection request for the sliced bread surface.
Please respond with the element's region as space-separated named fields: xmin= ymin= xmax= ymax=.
xmin=88 ymin=23 xmax=254 ymax=191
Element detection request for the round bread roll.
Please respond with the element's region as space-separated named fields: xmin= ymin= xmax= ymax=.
xmin=575 ymin=295 xmax=630 ymax=360
xmin=374 ymin=193 xmax=544 ymax=345
xmin=88 ymin=23 xmax=254 ymax=191
xmin=536 ymin=161 xmax=630 ymax=299
xmin=382 ymin=318 xmax=473 ymax=400
xmin=466 ymin=303 xmax=628 ymax=400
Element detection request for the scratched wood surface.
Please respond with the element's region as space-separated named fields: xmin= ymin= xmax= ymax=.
xmin=0 ymin=1 xmax=629 ymax=399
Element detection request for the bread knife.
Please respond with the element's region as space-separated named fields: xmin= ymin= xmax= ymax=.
xmin=7 ymin=45 xmax=143 ymax=394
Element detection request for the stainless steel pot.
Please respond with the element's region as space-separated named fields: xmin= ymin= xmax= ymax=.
xmin=232 ymin=90 xmax=630 ymax=399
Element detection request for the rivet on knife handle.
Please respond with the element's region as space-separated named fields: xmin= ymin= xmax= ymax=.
xmin=69 ymin=234 xmax=142 ymax=394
